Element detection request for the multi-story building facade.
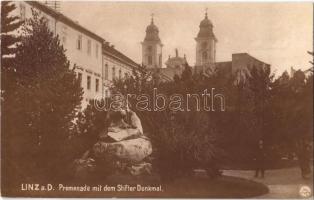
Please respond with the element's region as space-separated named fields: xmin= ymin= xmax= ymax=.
xmin=13 ymin=1 xmax=139 ymax=107
xmin=102 ymin=42 xmax=140 ymax=97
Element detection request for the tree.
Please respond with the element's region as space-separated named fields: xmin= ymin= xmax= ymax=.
xmin=1 ymin=1 xmax=23 ymax=193
xmin=3 ymin=11 xmax=83 ymax=186
xmin=246 ymin=66 xmax=273 ymax=141
xmin=266 ymin=68 xmax=313 ymax=177
xmin=1 ymin=1 xmax=23 ymax=92
xmin=112 ymin=63 xmax=226 ymax=181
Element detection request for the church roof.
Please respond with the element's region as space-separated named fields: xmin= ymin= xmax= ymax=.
xmin=200 ymin=13 xmax=213 ymax=27
xmin=165 ymin=49 xmax=187 ymax=68
xmin=196 ymin=13 xmax=217 ymax=41
xmin=144 ymin=17 xmax=161 ymax=42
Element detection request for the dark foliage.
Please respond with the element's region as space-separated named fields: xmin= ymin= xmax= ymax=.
xmin=1 ymin=1 xmax=23 ymax=93
xmin=112 ymin=61 xmax=313 ymax=180
xmin=74 ymin=99 xmax=109 ymax=153
xmin=112 ymin=64 xmax=227 ymax=181
xmin=2 ymin=10 xmax=83 ymax=188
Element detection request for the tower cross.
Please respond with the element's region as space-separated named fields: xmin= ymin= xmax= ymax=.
xmin=205 ymin=7 xmax=208 ymax=17
xmin=151 ymin=13 xmax=154 ymax=23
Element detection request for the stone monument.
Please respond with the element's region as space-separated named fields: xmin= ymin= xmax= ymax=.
xmin=73 ymin=107 xmax=153 ymax=179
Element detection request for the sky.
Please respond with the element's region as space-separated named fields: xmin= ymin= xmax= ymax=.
xmin=61 ymin=2 xmax=313 ymax=75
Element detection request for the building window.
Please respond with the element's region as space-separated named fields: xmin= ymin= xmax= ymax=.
xmin=95 ymin=44 xmax=99 ymax=58
xmin=112 ymin=67 xmax=116 ymax=80
xmin=159 ymin=54 xmax=162 ymax=67
xmin=87 ymin=39 xmax=91 ymax=55
xmin=78 ymin=73 xmax=82 ymax=85
xmin=202 ymin=42 xmax=207 ymax=49
xmin=77 ymin=35 xmax=82 ymax=50
xmin=87 ymin=75 xmax=91 ymax=90
xmin=105 ymin=90 xmax=108 ymax=98
xmin=61 ymin=26 xmax=67 ymax=45
xmin=202 ymin=51 xmax=208 ymax=61
xmin=95 ymin=78 xmax=99 ymax=92
xmin=105 ymin=64 xmax=108 ymax=80
xmin=148 ymin=55 xmax=152 ymax=65
xmin=147 ymin=46 xmax=152 ymax=52
xmin=20 ymin=4 xmax=26 ymax=20
xmin=119 ymin=69 xmax=122 ymax=79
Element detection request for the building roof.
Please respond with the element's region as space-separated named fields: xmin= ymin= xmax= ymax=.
xmin=103 ymin=44 xmax=140 ymax=69
xmin=232 ymin=53 xmax=270 ymax=66
xmin=200 ymin=13 xmax=213 ymax=27
xmin=144 ymin=17 xmax=161 ymax=42
xmin=196 ymin=13 xmax=217 ymax=41
xmin=27 ymin=1 xmax=140 ymax=70
xmin=165 ymin=56 xmax=186 ymax=64
xmin=26 ymin=1 xmax=104 ymax=42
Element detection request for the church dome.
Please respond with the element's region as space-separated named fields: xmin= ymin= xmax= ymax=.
xmin=200 ymin=14 xmax=213 ymax=27
xmin=146 ymin=22 xmax=159 ymax=32
xmin=144 ymin=18 xmax=161 ymax=42
xmin=196 ymin=13 xmax=217 ymax=40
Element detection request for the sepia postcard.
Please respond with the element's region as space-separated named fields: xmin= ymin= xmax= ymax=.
xmin=0 ymin=1 xmax=313 ymax=199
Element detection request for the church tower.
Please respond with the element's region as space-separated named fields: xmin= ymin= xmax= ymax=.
xmin=142 ymin=15 xmax=163 ymax=68
xmin=195 ymin=10 xmax=217 ymax=68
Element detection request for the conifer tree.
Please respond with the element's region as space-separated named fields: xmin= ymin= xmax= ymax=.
xmin=5 ymin=11 xmax=83 ymax=182
xmin=1 ymin=1 xmax=23 ymax=193
xmin=1 ymin=1 xmax=23 ymax=92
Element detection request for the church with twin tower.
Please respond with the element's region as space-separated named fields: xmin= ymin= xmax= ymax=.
xmin=141 ymin=11 xmax=270 ymax=81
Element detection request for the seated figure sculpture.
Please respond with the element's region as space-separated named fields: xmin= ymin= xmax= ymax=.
xmin=92 ymin=104 xmax=152 ymax=175
xmin=73 ymin=96 xmax=152 ymax=179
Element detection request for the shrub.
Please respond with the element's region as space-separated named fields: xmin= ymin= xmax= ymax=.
xmin=112 ymin=65 xmax=226 ymax=182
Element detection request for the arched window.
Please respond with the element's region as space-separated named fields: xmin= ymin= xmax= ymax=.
xmin=148 ymin=55 xmax=152 ymax=65
xmin=202 ymin=51 xmax=208 ymax=61
xmin=202 ymin=42 xmax=207 ymax=49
